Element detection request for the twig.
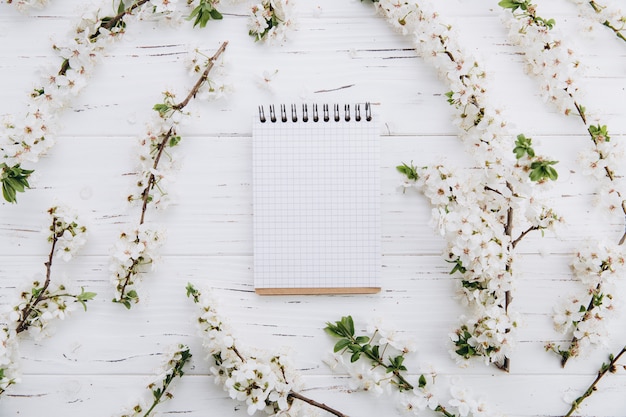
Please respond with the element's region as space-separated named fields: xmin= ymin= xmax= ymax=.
xmin=173 ymin=41 xmax=229 ymax=111
xmin=139 ymin=127 xmax=173 ymax=225
xmin=563 ymin=346 xmax=626 ymax=417
xmin=288 ymin=391 xmax=349 ymax=417
xmin=15 ymin=217 xmax=59 ymax=334
xmin=138 ymin=41 xmax=228 ymax=224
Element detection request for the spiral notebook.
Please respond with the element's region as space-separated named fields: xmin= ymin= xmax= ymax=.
xmin=253 ymin=103 xmax=381 ymax=295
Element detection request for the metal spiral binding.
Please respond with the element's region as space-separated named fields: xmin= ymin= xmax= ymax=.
xmin=258 ymin=103 xmax=372 ymax=123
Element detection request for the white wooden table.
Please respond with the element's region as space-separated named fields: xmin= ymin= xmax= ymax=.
xmin=1 ymin=1 xmax=625 ymax=416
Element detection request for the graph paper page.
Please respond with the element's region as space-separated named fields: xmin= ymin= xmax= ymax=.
xmin=252 ymin=107 xmax=381 ymax=294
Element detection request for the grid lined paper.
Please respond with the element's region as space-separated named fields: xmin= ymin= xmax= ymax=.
xmin=252 ymin=104 xmax=381 ymax=294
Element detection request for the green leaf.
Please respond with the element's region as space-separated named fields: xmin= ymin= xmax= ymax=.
xmin=447 ymin=258 xmax=467 ymax=275
xmin=589 ymin=124 xmax=611 ymax=142
xmin=76 ymin=287 xmax=97 ymax=311
xmin=418 ymin=374 xmax=427 ymax=388
xmin=513 ymin=133 xmax=534 ymax=159
xmin=169 ymin=135 xmax=181 ymax=147
xmin=444 ymin=90 xmax=455 ymax=105
xmin=117 ymin=0 xmax=125 ymax=14
xmin=355 ymin=335 xmax=370 ymax=344
xmin=529 ymin=160 xmax=559 ymax=182
xmin=498 ymin=0 xmax=523 ymax=11
xmin=344 ymin=316 xmax=355 ymax=336
xmin=1 ymin=163 xmax=34 ymax=203
xmin=324 ymin=323 xmax=343 ymax=338
xmin=153 ymin=103 xmax=171 ymax=117
xmin=209 ymin=8 xmax=223 ymax=20
xmin=186 ymin=283 xmax=200 ymax=301
xmin=333 ymin=339 xmax=351 ymax=352
xmin=350 ymin=351 xmax=361 ymax=363
xmin=396 ymin=162 xmax=419 ymax=181
xmin=188 ymin=1 xmax=223 ymax=28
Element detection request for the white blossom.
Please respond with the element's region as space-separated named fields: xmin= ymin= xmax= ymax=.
xmin=375 ymin=0 xmax=562 ymax=367
xmin=188 ymin=285 xmax=303 ymax=416
xmin=248 ymin=0 xmax=294 ymax=44
xmin=2 ymin=0 xmax=49 ymax=12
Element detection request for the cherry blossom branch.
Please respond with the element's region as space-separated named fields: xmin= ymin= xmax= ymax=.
xmin=501 ymin=0 xmax=626 ymax=367
xmin=1 ymin=205 xmax=93 ymax=396
xmin=14 ymin=216 xmax=58 ymax=334
xmin=137 ymin=41 xmax=228 ymax=225
xmin=382 ymin=0 xmax=561 ymax=371
xmin=187 ymin=284 xmax=349 ymax=417
xmin=325 ymin=315 xmax=502 ymax=417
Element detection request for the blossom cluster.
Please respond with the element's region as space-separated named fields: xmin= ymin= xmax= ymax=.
xmin=112 ymin=344 xmax=192 ymax=417
xmin=548 ymin=240 xmax=626 ymax=363
xmin=0 ymin=205 xmax=94 ymax=395
xmin=2 ymin=0 xmax=49 ymax=12
xmin=112 ymin=43 xmax=228 ymax=308
xmin=501 ymin=1 xmax=625 ymax=218
xmin=248 ymin=0 xmax=294 ymax=44
xmin=0 ymin=0 xmax=220 ymax=203
xmin=325 ymin=316 xmax=503 ymax=417
xmin=374 ymin=0 xmax=561 ymax=369
xmin=110 ymin=225 xmax=165 ymax=308
xmin=569 ymin=0 xmax=626 ymax=42
xmin=500 ymin=0 xmax=626 ymax=363
xmin=0 ymin=6 xmax=129 ymax=193
xmin=187 ymin=284 xmax=308 ymax=416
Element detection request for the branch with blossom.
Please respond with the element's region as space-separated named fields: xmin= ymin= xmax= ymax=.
xmin=569 ymin=0 xmax=626 ymax=42
xmin=111 ymin=42 xmax=228 ymax=309
xmin=561 ymin=346 xmax=626 ymax=417
xmin=186 ymin=284 xmax=347 ymax=417
xmin=248 ymin=0 xmax=294 ymax=44
xmin=112 ymin=344 xmax=191 ymax=417
xmin=325 ymin=316 xmax=503 ymax=417
xmin=499 ymin=0 xmax=626 ymax=365
xmin=545 ymin=241 xmax=625 ymax=365
xmin=368 ymin=0 xmax=562 ymax=371
xmin=0 ymin=0 xmax=224 ymax=203
xmin=0 ymin=204 xmax=95 ymax=395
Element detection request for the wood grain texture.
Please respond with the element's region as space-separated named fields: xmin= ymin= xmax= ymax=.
xmin=1 ymin=0 xmax=626 ymax=416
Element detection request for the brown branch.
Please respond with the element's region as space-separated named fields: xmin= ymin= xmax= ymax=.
xmin=511 ymin=225 xmax=540 ymax=249
xmin=173 ymin=41 xmax=229 ymax=111
xmin=15 ymin=217 xmax=59 ymax=334
xmin=563 ymin=346 xmax=626 ymax=417
xmin=288 ymin=391 xmax=349 ymax=417
xmin=138 ymin=41 xmax=228 ymax=224
xmin=90 ymin=0 xmax=151 ymax=40
xmin=139 ymin=127 xmax=173 ymax=225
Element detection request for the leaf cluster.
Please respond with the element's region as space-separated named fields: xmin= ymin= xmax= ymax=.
xmin=499 ymin=0 xmax=555 ymax=29
xmin=114 ymin=289 xmax=138 ymax=310
xmin=188 ymin=0 xmax=223 ymax=28
xmin=1 ymin=163 xmax=34 ymax=203
xmin=589 ymin=124 xmax=610 ymax=143
xmin=529 ymin=160 xmax=558 ymax=181
xmin=513 ymin=134 xmax=559 ymax=182
xmin=453 ymin=326 xmax=476 ymax=359
xmin=75 ymin=287 xmax=97 ymax=311
xmin=447 ymin=257 xmax=467 ymax=275
xmin=325 ymin=315 xmax=416 ymax=392
xmin=513 ymin=134 xmax=535 ymax=159
xmin=396 ymin=161 xmax=419 ymax=181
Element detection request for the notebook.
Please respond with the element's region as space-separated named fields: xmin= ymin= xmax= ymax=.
xmin=252 ymin=103 xmax=381 ymax=295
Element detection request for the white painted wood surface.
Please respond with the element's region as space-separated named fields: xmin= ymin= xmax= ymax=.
xmin=1 ymin=1 xmax=625 ymax=416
